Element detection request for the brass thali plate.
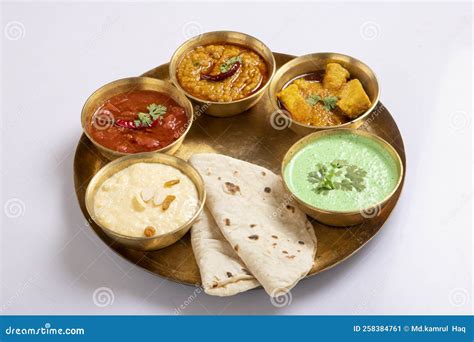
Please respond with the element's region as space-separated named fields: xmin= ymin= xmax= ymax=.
xmin=74 ymin=52 xmax=406 ymax=286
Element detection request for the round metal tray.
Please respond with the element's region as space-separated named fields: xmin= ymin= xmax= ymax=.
xmin=74 ymin=52 xmax=406 ymax=285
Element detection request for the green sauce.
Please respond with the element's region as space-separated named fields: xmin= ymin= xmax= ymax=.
xmin=284 ymin=132 xmax=400 ymax=212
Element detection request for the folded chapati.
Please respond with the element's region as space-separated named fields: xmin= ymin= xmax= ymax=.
xmin=189 ymin=153 xmax=317 ymax=297
xmin=191 ymin=207 xmax=260 ymax=296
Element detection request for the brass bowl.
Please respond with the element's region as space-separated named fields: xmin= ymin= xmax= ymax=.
xmin=281 ymin=129 xmax=403 ymax=227
xmin=81 ymin=77 xmax=194 ymax=160
xmin=268 ymin=53 xmax=380 ymax=135
xmin=169 ymin=31 xmax=276 ymax=117
xmin=85 ymin=153 xmax=206 ymax=251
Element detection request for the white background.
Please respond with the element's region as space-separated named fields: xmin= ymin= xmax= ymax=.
xmin=1 ymin=1 xmax=472 ymax=315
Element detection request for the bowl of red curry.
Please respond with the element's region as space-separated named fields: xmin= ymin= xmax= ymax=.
xmin=82 ymin=77 xmax=194 ymax=159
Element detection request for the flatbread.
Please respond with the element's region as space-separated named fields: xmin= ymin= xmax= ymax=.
xmin=189 ymin=153 xmax=317 ymax=297
xmin=191 ymin=207 xmax=260 ymax=296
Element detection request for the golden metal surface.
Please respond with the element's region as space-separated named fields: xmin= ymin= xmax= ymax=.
xmin=74 ymin=52 xmax=406 ymax=285
xmin=81 ymin=77 xmax=194 ymax=160
xmin=281 ymin=129 xmax=404 ymax=227
xmin=268 ymin=52 xmax=380 ymax=135
xmin=169 ymin=31 xmax=276 ymax=117
xmin=85 ymin=153 xmax=206 ymax=251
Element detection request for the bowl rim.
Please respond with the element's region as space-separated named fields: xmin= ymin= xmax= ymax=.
xmin=84 ymin=152 xmax=206 ymax=242
xmin=281 ymin=128 xmax=404 ymax=216
xmin=81 ymin=76 xmax=194 ymax=157
xmin=169 ymin=30 xmax=276 ymax=105
xmin=269 ymin=52 xmax=380 ymax=130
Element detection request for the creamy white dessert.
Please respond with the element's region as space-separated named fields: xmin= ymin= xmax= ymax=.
xmin=93 ymin=162 xmax=199 ymax=237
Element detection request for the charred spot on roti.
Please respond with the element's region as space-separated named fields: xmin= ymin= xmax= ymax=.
xmin=224 ymin=218 xmax=231 ymax=226
xmin=233 ymin=170 xmax=239 ymax=176
xmin=286 ymin=204 xmax=296 ymax=213
xmin=248 ymin=234 xmax=259 ymax=240
xmin=261 ymin=171 xmax=266 ymax=176
xmin=218 ymin=176 xmax=221 ymax=180
xmin=241 ymin=268 xmax=251 ymax=275
xmin=234 ymin=244 xmax=239 ymax=252
xmin=272 ymin=243 xmax=277 ymax=247
xmin=250 ymin=224 xmax=257 ymax=228
xmin=286 ymin=255 xmax=296 ymax=259
xmin=211 ymin=282 xmax=218 ymax=288
xmin=282 ymin=250 xmax=288 ymax=254
xmin=298 ymin=240 xmax=305 ymax=245
xmin=264 ymin=187 xmax=271 ymax=193
xmin=224 ymin=182 xmax=241 ymax=195
xmin=271 ymin=235 xmax=278 ymax=239
xmin=226 ymin=272 xmax=233 ymax=278
xmin=297 ymin=250 xmax=301 ymax=253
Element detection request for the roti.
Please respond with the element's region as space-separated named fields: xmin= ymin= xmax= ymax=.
xmin=191 ymin=207 xmax=260 ymax=296
xmin=189 ymin=153 xmax=317 ymax=297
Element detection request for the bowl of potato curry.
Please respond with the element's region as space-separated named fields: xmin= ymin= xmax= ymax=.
xmin=269 ymin=53 xmax=379 ymax=135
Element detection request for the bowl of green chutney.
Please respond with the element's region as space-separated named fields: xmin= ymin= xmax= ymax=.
xmin=282 ymin=129 xmax=403 ymax=226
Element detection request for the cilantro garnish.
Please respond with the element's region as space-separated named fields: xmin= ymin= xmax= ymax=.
xmin=306 ymin=94 xmax=339 ymax=111
xmin=137 ymin=104 xmax=167 ymax=127
xmin=220 ymin=56 xmax=242 ymax=73
xmin=322 ymin=96 xmax=338 ymax=111
xmin=306 ymin=95 xmax=322 ymax=106
xmin=307 ymin=159 xmax=367 ymax=195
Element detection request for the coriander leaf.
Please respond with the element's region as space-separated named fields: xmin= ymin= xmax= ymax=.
xmin=220 ymin=56 xmax=242 ymax=73
xmin=307 ymin=159 xmax=367 ymax=195
xmin=306 ymin=94 xmax=322 ymax=106
xmin=322 ymin=96 xmax=338 ymax=111
xmin=137 ymin=112 xmax=152 ymax=126
xmin=148 ymin=104 xmax=167 ymax=120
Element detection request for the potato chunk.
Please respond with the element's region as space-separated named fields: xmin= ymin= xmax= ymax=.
xmin=277 ymin=84 xmax=313 ymax=124
xmin=323 ymin=63 xmax=350 ymax=91
xmin=337 ymin=79 xmax=372 ymax=118
xmin=277 ymin=81 xmax=346 ymax=126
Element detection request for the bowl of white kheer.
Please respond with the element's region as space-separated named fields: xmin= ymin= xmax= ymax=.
xmin=85 ymin=153 xmax=206 ymax=251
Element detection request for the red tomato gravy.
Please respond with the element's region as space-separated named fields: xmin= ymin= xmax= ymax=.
xmin=87 ymin=90 xmax=189 ymax=153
